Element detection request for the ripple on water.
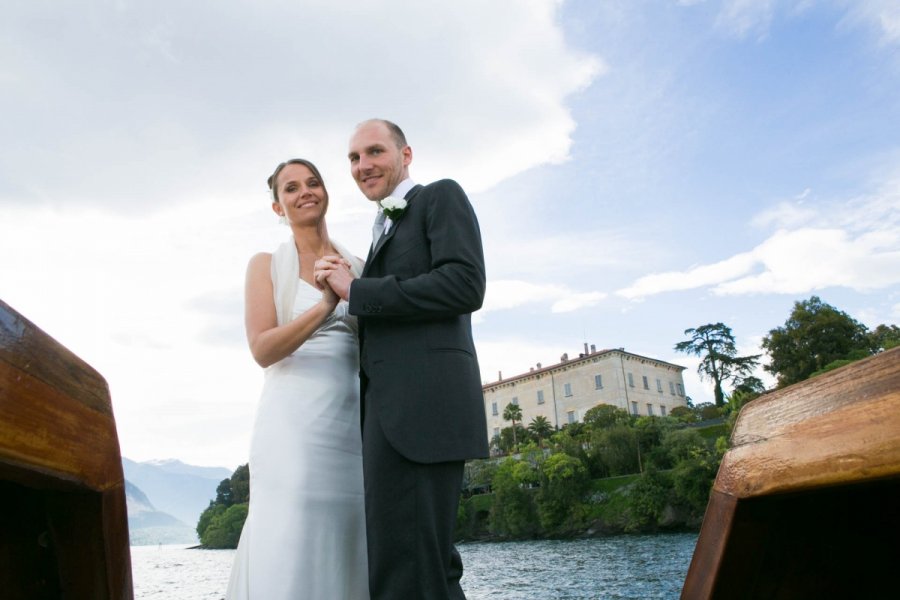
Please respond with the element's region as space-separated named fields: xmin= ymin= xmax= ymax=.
xmin=458 ymin=534 xmax=697 ymax=600
xmin=130 ymin=533 xmax=697 ymax=599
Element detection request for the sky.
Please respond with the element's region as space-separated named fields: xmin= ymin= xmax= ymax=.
xmin=2 ymin=0 xmax=899 ymax=470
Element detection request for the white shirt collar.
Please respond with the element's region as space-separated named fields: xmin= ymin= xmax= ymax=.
xmin=389 ymin=178 xmax=416 ymax=201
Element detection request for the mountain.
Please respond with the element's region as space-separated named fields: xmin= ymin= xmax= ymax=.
xmin=125 ymin=480 xmax=198 ymax=545
xmin=122 ymin=457 xmax=232 ymax=531
xmin=143 ymin=458 xmax=234 ymax=480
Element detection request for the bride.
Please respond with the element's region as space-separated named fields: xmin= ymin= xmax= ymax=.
xmin=226 ymin=158 xmax=368 ymax=599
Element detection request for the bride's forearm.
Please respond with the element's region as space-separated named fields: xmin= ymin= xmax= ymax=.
xmin=248 ymin=300 xmax=336 ymax=367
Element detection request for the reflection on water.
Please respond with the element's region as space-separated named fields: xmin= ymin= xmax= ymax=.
xmin=460 ymin=534 xmax=697 ymax=599
xmin=131 ymin=544 xmax=234 ymax=600
xmin=132 ymin=533 xmax=697 ymax=599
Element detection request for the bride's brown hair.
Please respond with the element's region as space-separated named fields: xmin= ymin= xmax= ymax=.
xmin=267 ymin=158 xmax=328 ymax=202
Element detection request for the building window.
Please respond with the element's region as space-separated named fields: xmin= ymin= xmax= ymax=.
xmin=647 ymin=403 xmax=654 ymax=416
xmin=595 ymin=374 xmax=603 ymax=389
xmin=656 ymin=378 xmax=663 ymax=393
xmin=660 ymin=405 xmax=667 ymax=417
xmin=491 ymin=402 xmax=498 ymax=416
xmin=567 ymin=410 xmax=576 ymax=424
xmin=628 ymin=373 xmax=634 ymax=387
xmin=537 ymin=390 xmax=545 ymax=404
xmin=564 ymin=383 xmax=572 ymax=397
xmin=631 ymin=401 xmax=638 ymax=415
xmin=676 ymin=383 xmax=684 ymax=396
xmin=512 ymin=396 xmax=518 ymax=405
xmin=493 ymin=427 xmax=500 ymax=439
xmin=642 ymin=375 xmax=649 ymax=390
xmin=669 ymin=381 xmax=676 ymax=395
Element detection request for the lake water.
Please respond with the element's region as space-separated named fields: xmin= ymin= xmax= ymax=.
xmin=131 ymin=533 xmax=698 ymax=599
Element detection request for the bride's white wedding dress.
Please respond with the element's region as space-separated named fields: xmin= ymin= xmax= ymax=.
xmin=227 ymin=239 xmax=368 ymax=599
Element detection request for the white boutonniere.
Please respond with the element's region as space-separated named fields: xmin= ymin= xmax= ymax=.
xmin=379 ymin=196 xmax=408 ymax=220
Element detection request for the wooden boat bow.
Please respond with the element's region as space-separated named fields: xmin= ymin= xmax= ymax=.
xmin=681 ymin=346 xmax=900 ymax=599
xmin=0 ymin=299 xmax=133 ymax=599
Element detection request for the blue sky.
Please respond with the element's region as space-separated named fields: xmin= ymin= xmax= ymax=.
xmin=2 ymin=0 xmax=898 ymax=468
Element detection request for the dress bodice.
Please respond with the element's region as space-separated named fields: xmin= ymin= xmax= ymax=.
xmin=289 ymin=280 xmax=358 ymax=335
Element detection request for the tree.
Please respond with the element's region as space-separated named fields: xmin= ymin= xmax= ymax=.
xmin=200 ymin=504 xmax=249 ymax=549
xmin=868 ymin=324 xmax=900 ymax=352
xmin=668 ymin=405 xmax=694 ymax=422
xmin=536 ymin=453 xmax=589 ymax=531
xmin=731 ymin=375 xmax=765 ymax=397
xmin=675 ymin=323 xmax=761 ymax=407
xmin=761 ymin=296 xmax=870 ymax=387
xmin=625 ymin=468 xmax=670 ymax=532
xmin=213 ymin=463 xmax=250 ymax=507
xmin=582 ymin=404 xmax=631 ymax=429
xmin=497 ymin=424 xmax=529 ymax=454
xmin=196 ymin=503 xmax=225 ymax=539
xmin=659 ymin=428 xmax=707 ymax=465
xmin=692 ymin=402 xmax=722 ymax=422
xmin=589 ymin=425 xmax=639 ymax=476
xmin=488 ymin=458 xmax=539 ymax=537
xmin=214 ymin=478 xmax=233 ymax=506
xmin=502 ymin=402 xmax=523 ymax=448
xmin=550 ymin=425 xmax=590 ymax=468
xmin=198 ymin=463 xmax=250 ymax=547
xmin=229 ymin=464 xmax=250 ymax=504
xmin=463 ymin=459 xmax=497 ymax=495
xmin=527 ymin=415 xmax=553 ymax=442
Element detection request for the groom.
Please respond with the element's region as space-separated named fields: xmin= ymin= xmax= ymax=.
xmin=317 ymin=118 xmax=488 ymax=599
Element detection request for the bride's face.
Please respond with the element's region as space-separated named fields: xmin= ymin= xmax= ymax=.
xmin=272 ymin=163 xmax=329 ymax=225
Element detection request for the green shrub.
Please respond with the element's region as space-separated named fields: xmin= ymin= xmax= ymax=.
xmin=625 ymin=470 xmax=670 ymax=531
xmin=488 ymin=458 xmax=538 ymax=537
xmin=536 ymin=454 xmax=590 ymax=532
xmin=200 ymin=503 xmax=248 ymax=549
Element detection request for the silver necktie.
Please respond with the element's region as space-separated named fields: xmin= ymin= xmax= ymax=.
xmin=372 ymin=210 xmax=386 ymax=248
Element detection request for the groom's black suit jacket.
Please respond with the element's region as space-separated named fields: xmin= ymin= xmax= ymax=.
xmin=350 ymin=179 xmax=489 ymax=464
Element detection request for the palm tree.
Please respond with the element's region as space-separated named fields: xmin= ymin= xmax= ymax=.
xmin=527 ymin=415 xmax=553 ymax=443
xmin=502 ymin=402 xmax=523 ymax=448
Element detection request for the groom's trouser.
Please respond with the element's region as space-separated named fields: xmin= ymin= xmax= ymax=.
xmin=362 ymin=390 xmax=466 ymax=600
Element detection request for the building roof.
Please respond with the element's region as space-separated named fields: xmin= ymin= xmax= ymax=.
xmin=483 ymin=346 xmax=686 ymax=391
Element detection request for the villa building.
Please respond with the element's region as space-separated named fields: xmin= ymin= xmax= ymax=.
xmin=482 ymin=344 xmax=689 ymax=444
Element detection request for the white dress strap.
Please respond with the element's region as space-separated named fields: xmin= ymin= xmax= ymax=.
xmin=271 ymin=236 xmax=364 ymax=326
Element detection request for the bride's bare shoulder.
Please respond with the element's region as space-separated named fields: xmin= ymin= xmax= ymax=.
xmin=247 ymin=252 xmax=272 ymax=274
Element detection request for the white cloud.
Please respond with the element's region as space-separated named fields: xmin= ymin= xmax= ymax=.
xmin=0 ymin=1 xmax=600 ymax=468
xmin=715 ymin=0 xmax=779 ymax=39
xmin=552 ymin=291 xmax=608 ymax=313
xmin=479 ymin=279 xmax=607 ymax=318
xmin=0 ymin=198 xmax=284 ymax=467
xmin=839 ymin=0 xmax=900 ymax=45
xmin=475 ymin=338 xmax=592 ymax=386
xmin=751 ymin=188 xmax=817 ymax=228
xmin=0 ymin=0 xmax=601 ymax=212
xmin=618 ymin=252 xmax=758 ymax=300
xmin=617 ymin=178 xmax=900 ymax=300
xmin=713 ymin=227 xmax=900 ymax=295
xmin=677 ymin=0 xmax=900 ymax=45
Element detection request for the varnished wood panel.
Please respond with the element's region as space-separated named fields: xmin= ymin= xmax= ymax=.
xmin=0 ymin=300 xmax=133 ymax=599
xmin=682 ymin=347 xmax=900 ymax=599
xmin=1 ymin=298 xmax=110 ymax=415
xmin=0 ymin=362 xmax=124 ymax=491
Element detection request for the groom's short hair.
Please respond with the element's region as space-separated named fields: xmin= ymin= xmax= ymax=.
xmin=359 ymin=118 xmax=408 ymax=150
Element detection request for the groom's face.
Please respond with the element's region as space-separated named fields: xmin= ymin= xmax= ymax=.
xmin=348 ymin=121 xmax=411 ymax=201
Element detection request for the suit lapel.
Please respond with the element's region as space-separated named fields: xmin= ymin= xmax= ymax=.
xmin=363 ymin=185 xmax=423 ymax=275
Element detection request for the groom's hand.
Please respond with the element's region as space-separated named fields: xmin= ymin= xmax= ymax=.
xmin=314 ymin=255 xmax=353 ymax=301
